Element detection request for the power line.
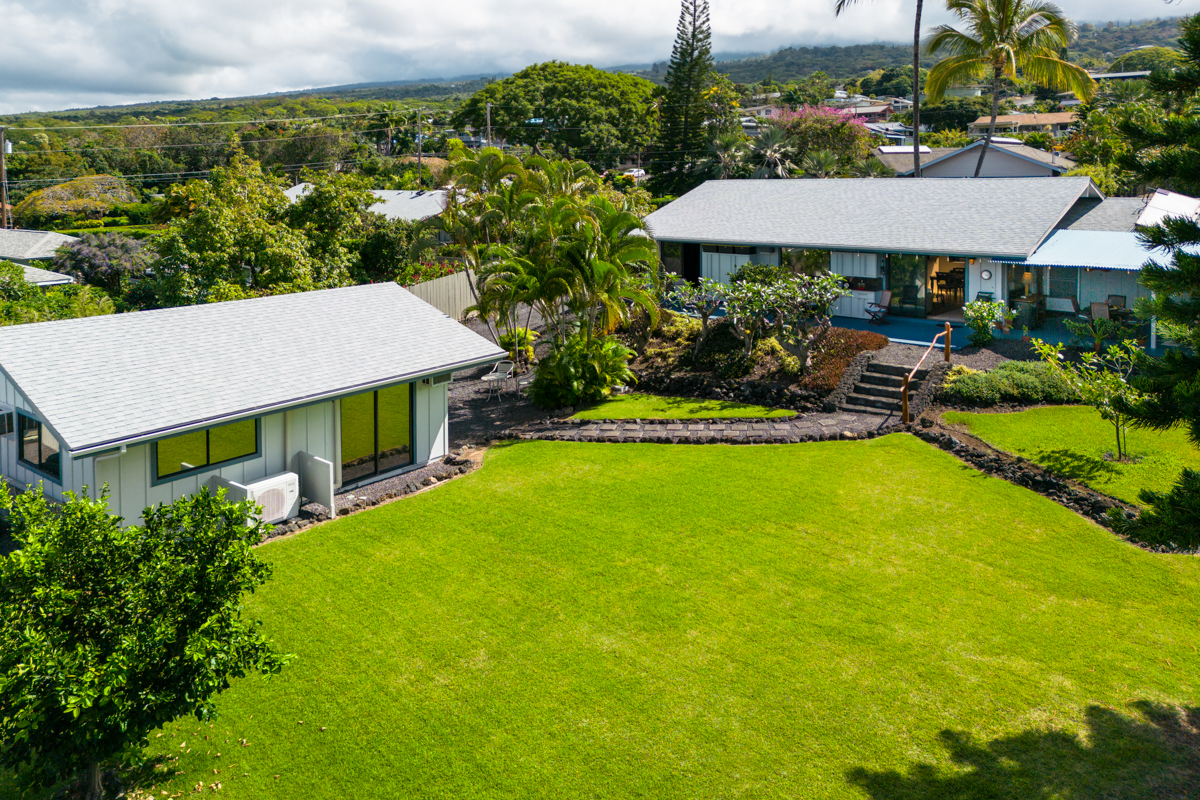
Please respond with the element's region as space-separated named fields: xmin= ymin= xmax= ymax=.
xmin=18 ymin=126 xmax=394 ymax=155
xmin=4 ymin=110 xmax=382 ymax=132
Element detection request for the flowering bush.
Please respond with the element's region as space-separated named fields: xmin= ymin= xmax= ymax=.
xmin=775 ymin=105 xmax=876 ymax=162
xmin=963 ymin=300 xmax=1015 ymax=347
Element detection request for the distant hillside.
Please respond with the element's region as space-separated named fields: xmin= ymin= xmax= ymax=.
xmin=621 ymin=15 xmax=1184 ymax=85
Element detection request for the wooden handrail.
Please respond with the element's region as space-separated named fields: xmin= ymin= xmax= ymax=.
xmin=902 ymin=322 xmax=953 ymax=423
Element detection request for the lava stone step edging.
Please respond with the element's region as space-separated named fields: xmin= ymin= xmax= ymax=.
xmin=556 ymin=415 xmax=798 ymax=425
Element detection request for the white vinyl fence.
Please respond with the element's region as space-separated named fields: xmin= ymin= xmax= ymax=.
xmin=405 ymin=269 xmax=476 ymax=321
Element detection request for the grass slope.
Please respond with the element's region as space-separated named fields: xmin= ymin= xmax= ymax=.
xmin=573 ymin=392 xmax=795 ymax=420
xmin=86 ymin=435 xmax=1200 ymax=800
xmin=944 ymin=405 xmax=1200 ymax=505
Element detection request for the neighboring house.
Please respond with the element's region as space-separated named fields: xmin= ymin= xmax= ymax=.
xmin=865 ymin=122 xmax=912 ymax=145
xmin=284 ymin=184 xmax=448 ymax=223
xmin=873 ymin=140 xmax=1076 ymax=177
xmin=0 ymin=283 xmax=504 ymax=526
xmin=968 ymin=112 xmax=1077 ymax=137
xmin=0 ymin=228 xmax=78 ymax=284
xmin=1088 ymin=71 xmax=1153 ymax=82
xmin=643 ymin=176 xmax=1154 ymax=327
xmin=741 ymin=105 xmax=782 ymax=119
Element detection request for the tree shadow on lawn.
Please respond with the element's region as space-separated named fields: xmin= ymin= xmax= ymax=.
xmin=1033 ymin=448 xmax=1120 ymax=484
xmin=848 ymin=701 xmax=1200 ymax=800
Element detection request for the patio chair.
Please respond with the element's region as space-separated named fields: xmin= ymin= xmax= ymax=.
xmin=1107 ymin=294 xmax=1127 ymax=309
xmin=1090 ymin=302 xmax=1110 ymax=321
xmin=974 ymin=291 xmax=994 ymax=303
xmin=866 ymin=290 xmax=892 ymax=324
xmin=481 ymin=360 xmax=515 ymax=401
xmin=1069 ymin=297 xmax=1089 ymax=321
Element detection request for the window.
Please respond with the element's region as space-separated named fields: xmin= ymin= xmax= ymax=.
xmin=0 ymin=409 xmax=13 ymax=437
xmin=340 ymin=384 xmax=414 ymax=483
xmin=17 ymin=413 xmax=61 ymax=481
xmin=155 ymin=419 xmax=258 ymax=480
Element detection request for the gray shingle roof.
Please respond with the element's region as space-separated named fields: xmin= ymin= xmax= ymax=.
xmin=20 ymin=263 xmax=74 ymax=286
xmin=644 ymin=177 xmax=1098 ymax=259
xmin=284 ymin=184 xmax=447 ymax=221
xmin=0 ymin=283 xmax=505 ymax=454
xmin=0 ymin=229 xmax=78 ymax=261
xmin=1055 ymin=197 xmax=1146 ymax=232
xmin=875 ymin=143 xmax=1076 ymax=175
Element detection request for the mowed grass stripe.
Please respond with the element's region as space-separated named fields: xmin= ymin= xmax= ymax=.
xmin=19 ymin=436 xmax=1197 ymax=800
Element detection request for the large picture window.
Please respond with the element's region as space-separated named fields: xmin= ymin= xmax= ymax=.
xmin=155 ymin=419 xmax=258 ymax=480
xmin=17 ymin=413 xmax=61 ymax=482
xmin=341 ymin=384 xmax=414 ymax=483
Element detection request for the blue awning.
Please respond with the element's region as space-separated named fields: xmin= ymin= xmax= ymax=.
xmin=995 ymin=229 xmax=1191 ymax=271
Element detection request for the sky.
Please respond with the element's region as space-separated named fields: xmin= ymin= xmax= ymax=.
xmin=0 ymin=0 xmax=1184 ymax=114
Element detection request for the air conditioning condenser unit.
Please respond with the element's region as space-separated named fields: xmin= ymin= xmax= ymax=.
xmin=244 ymin=472 xmax=301 ymax=524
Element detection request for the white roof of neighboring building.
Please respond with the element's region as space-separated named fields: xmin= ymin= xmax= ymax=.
xmin=20 ymin=263 xmax=74 ymax=286
xmin=1137 ymin=189 xmax=1200 ymax=228
xmin=644 ymin=177 xmax=1102 ymax=259
xmin=0 ymin=229 xmax=78 ymax=261
xmin=285 ymin=184 xmax=448 ymax=222
xmin=0 ymin=283 xmax=505 ymax=455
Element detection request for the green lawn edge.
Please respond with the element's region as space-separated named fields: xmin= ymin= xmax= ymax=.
xmin=572 ymin=392 xmax=796 ymax=420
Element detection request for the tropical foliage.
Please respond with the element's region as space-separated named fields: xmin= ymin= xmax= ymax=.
xmin=924 ymin=0 xmax=1096 ymax=178
xmin=13 ymin=175 xmax=139 ymax=228
xmin=0 ymin=487 xmax=288 ymax=800
xmin=51 ymin=232 xmax=152 ymax=296
xmin=452 ymin=63 xmax=658 ymax=168
xmin=0 ymin=261 xmax=115 ymax=325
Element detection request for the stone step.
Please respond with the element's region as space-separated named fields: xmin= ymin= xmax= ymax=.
xmin=852 ymin=381 xmax=921 ymax=400
xmin=866 ymin=362 xmax=928 ymax=379
xmin=858 ymin=372 xmax=906 ymax=388
xmin=839 ymin=398 xmax=898 ymax=416
xmin=842 ymin=391 xmax=902 ymax=411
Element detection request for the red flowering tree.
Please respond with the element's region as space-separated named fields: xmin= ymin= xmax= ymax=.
xmin=775 ymin=106 xmax=878 ymax=164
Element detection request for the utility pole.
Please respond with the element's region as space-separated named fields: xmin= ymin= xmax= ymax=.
xmin=416 ymin=108 xmax=423 ymax=189
xmin=485 ymin=102 xmax=492 ymax=149
xmin=0 ymin=128 xmax=10 ymax=230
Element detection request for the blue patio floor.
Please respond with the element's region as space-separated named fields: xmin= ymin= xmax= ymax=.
xmin=833 ymin=313 xmax=1166 ymax=355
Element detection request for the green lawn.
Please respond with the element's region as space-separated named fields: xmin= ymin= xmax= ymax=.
xmin=573 ymin=392 xmax=795 ymax=419
xmin=943 ymin=405 xmax=1200 ymax=506
xmin=42 ymin=435 xmax=1193 ymax=800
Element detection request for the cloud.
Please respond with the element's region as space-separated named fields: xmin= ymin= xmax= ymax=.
xmin=0 ymin=0 xmax=1178 ymax=114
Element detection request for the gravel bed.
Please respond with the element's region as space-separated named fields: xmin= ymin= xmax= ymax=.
xmin=873 ymin=338 xmax=1038 ymax=371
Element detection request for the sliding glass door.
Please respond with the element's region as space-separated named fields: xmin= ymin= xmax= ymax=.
xmin=341 ymin=384 xmax=414 ymax=483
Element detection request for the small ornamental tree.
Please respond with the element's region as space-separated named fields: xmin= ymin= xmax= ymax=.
xmin=1032 ymin=338 xmax=1144 ymax=462
xmin=668 ymin=276 xmax=726 ymax=355
xmin=52 ymin=231 xmax=152 ymax=296
xmin=0 ymin=487 xmax=288 ymax=800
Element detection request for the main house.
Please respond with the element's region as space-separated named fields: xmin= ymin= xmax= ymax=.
xmin=0 ymin=283 xmax=504 ymax=525
xmin=644 ymin=176 xmax=1169 ymax=340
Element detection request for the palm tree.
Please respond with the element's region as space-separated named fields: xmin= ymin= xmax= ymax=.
xmin=748 ymin=127 xmax=797 ymax=179
xmin=835 ymin=0 xmax=925 ymax=177
xmin=801 ymin=149 xmax=843 ymax=179
xmin=853 ymin=156 xmax=896 ymax=178
xmin=924 ymin=0 xmax=1097 ymax=178
xmin=704 ymin=133 xmax=747 ymax=179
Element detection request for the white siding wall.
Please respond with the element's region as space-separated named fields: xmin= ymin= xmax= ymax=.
xmin=829 ymin=252 xmax=881 ymax=319
xmin=967 ymin=258 xmax=1006 ymax=302
xmin=701 ymin=252 xmax=752 ymax=283
xmin=1078 ymin=269 xmax=1151 ymax=310
xmin=0 ymin=379 xmax=452 ymax=527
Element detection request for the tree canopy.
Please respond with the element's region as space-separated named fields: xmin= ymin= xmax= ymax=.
xmin=0 ymin=487 xmax=288 ymax=800
xmin=452 ymin=63 xmax=657 ymax=168
xmin=1107 ymin=46 xmax=1183 ymax=73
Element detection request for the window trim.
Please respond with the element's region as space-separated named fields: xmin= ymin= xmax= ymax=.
xmin=151 ymin=418 xmax=261 ymax=485
xmin=16 ymin=412 xmax=62 ymax=484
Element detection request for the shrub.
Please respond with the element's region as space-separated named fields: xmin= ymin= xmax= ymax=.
xmin=942 ymin=360 xmax=1077 ymax=406
xmin=795 ymin=327 xmax=888 ymax=392
xmin=963 ymin=300 xmax=1014 ymax=347
xmin=499 ymin=327 xmax=536 ymax=362
xmin=729 ymin=262 xmax=789 ymax=285
xmin=691 ymin=321 xmax=756 ymax=378
xmin=70 ymin=219 xmax=106 ymax=230
xmin=755 ymin=337 xmax=802 ymax=377
xmin=101 ymin=216 xmax=130 ymax=227
xmin=528 ymin=335 xmax=636 ymax=408
xmin=1110 ymin=468 xmax=1200 ymax=550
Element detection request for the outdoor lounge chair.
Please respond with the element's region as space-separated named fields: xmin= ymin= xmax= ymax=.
xmin=1107 ymin=295 xmax=1127 ymax=309
xmin=866 ymin=290 xmax=892 ymax=324
xmin=1090 ymin=302 xmax=1110 ymax=321
xmin=1070 ymin=297 xmax=1089 ymax=321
